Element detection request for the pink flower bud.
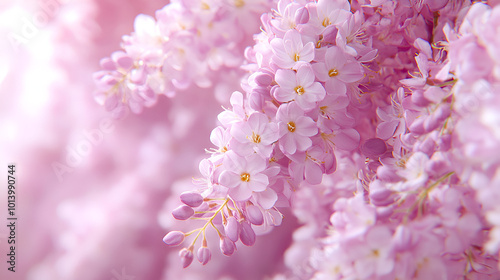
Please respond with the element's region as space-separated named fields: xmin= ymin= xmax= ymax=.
xmin=197 ymin=246 xmax=212 ymax=265
xmin=254 ymin=72 xmax=273 ymax=86
xmin=180 ymin=191 xmax=204 ymax=208
xmin=163 ymin=231 xmax=185 ymax=246
xmin=361 ymin=138 xmax=387 ymax=158
xmin=172 ymin=205 xmax=195 ymax=220
xmin=423 ymin=115 xmax=440 ymax=132
xmin=411 ymin=90 xmax=430 ymax=107
xmin=437 ymin=133 xmax=451 ymax=151
xmin=99 ymin=57 xmax=116 ymax=71
xmin=434 ymin=105 xmax=450 ymax=121
xmin=220 ymin=237 xmax=236 ymax=256
xmin=246 ymin=205 xmax=264 ymax=225
xmin=369 ymin=180 xmax=393 ymax=206
xmin=377 ymin=166 xmax=402 ymax=183
xmin=322 ymin=25 xmax=338 ymax=43
xmin=409 ymin=117 xmax=426 ymax=135
xmin=179 ymin=247 xmax=194 ymax=268
xmin=294 ymin=7 xmax=309 ymax=24
xmin=414 ymin=137 xmax=435 ymax=156
xmin=239 ymin=221 xmax=256 ymax=246
xmin=111 ymin=51 xmax=133 ymax=70
xmin=224 ymin=216 xmax=240 ymax=242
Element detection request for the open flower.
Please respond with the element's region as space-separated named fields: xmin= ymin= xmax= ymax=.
xmin=270 ymin=29 xmax=315 ymax=69
xmin=274 ymin=64 xmax=326 ymax=111
xmin=312 ymin=46 xmax=363 ymax=95
xmin=230 ymin=112 xmax=279 ymax=157
xmin=219 ymin=151 xmax=269 ymax=201
xmin=276 ymin=102 xmax=318 ymax=155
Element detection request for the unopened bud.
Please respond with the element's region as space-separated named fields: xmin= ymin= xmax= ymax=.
xmin=239 ymin=221 xmax=256 ymax=246
xmin=246 ymin=205 xmax=264 ymax=225
xmin=294 ymin=7 xmax=309 ymax=24
xmin=179 ymin=247 xmax=194 ymax=268
xmin=172 ymin=205 xmax=195 ymax=220
xmin=224 ymin=216 xmax=240 ymax=242
xmin=254 ymin=72 xmax=273 ymax=86
xmin=197 ymin=246 xmax=212 ymax=265
xmin=220 ymin=237 xmax=236 ymax=256
xmin=180 ymin=191 xmax=204 ymax=207
xmin=111 ymin=51 xmax=133 ymax=70
xmin=163 ymin=231 xmax=185 ymax=246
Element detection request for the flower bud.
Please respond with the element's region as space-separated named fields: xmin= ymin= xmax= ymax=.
xmin=197 ymin=246 xmax=212 ymax=265
xmin=246 ymin=205 xmax=264 ymax=225
xmin=99 ymin=57 xmax=116 ymax=71
xmin=239 ymin=221 xmax=256 ymax=246
xmin=220 ymin=237 xmax=236 ymax=256
xmin=414 ymin=137 xmax=435 ymax=156
xmin=163 ymin=231 xmax=185 ymax=246
xmin=180 ymin=191 xmax=204 ymax=208
xmin=294 ymin=7 xmax=309 ymax=24
xmin=224 ymin=216 xmax=240 ymax=242
xmin=411 ymin=89 xmax=430 ymax=107
xmin=377 ymin=165 xmax=402 ymax=183
xmin=254 ymin=72 xmax=273 ymax=86
xmin=361 ymin=138 xmax=387 ymax=158
xmin=409 ymin=117 xmax=426 ymax=135
xmin=172 ymin=205 xmax=195 ymax=220
xmin=111 ymin=51 xmax=133 ymax=70
xmin=179 ymin=247 xmax=194 ymax=268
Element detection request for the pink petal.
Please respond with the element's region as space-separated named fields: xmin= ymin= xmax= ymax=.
xmin=280 ymin=133 xmax=298 ymax=154
xmin=334 ymin=128 xmax=360 ymax=151
xmin=325 ymin=46 xmax=347 ymax=69
xmin=275 ymin=69 xmax=297 ymax=89
xmin=338 ymin=62 xmax=364 ymax=83
xmin=305 ymin=160 xmax=323 ymax=185
xmin=295 ymin=116 xmax=318 ymax=136
xmin=248 ymin=173 xmax=269 ymax=192
xmin=376 ymin=120 xmax=400 ymax=140
xmin=312 ymin=62 xmax=329 ymax=82
xmin=254 ymin=188 xmax=278 ymax=209
xmin=296 ymin=65 xmax=316 ymax=87
xmin=229 ymin=184 xmax=253 ymax=201
xmin=274 ymin=88 xmax=294 ymax=103
xmin=219 ymin=170 xmax=241 ymax=189
xmin=299 ymin=41 xmax=315 ymax=62
xmin=325 ymin=78 xmax=347 ymax=95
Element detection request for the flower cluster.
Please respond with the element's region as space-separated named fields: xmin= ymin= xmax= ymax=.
xmin=93 ymin=0 xmax=271 ymax=118
xmin=93 ymin=0 xmax=500 ymax=278
xmin=162 ymin=0 xmax=372 ymax=267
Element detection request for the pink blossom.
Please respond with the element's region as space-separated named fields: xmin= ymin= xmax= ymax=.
xmin=270 ymin=29 xmax=315 ymax=69
xmin=276 ymin=102 xmax=318 ymax=155
xmin=274 ymin=64 xmax=326 ymax=111
xmin=312 ymin=46 xmax=364 ymax=95
xmin=219 ymin=151 xmax=269 ymax=201
xmin=230 ymin=112 xmax=279 ymax=157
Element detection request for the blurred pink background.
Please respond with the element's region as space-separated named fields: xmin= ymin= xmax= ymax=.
xmin=0 ymin=1 xmax=297 ymax=279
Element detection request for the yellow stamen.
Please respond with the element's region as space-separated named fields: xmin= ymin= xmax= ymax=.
xmin=234 ymin=0 xmax=245 ymax=8
xmin=328 ymin=69 xmax=339 ymax=77
xmin=294 ymin=86 xmax=305 ymax=95
xmin=251 ymin=132 xmax=261 ymax=143
xmin=287 ymin=122 xmax=296 ymax=132
xmin=201 ymin=2 xmax=210 ymax=10
xmin=322 ymin=18 xmax=331 ymax=27
xmin=240 ymin=173 xmax=250 ymax=182
xmin=294 ymin=53 xmax=300 ymax=61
